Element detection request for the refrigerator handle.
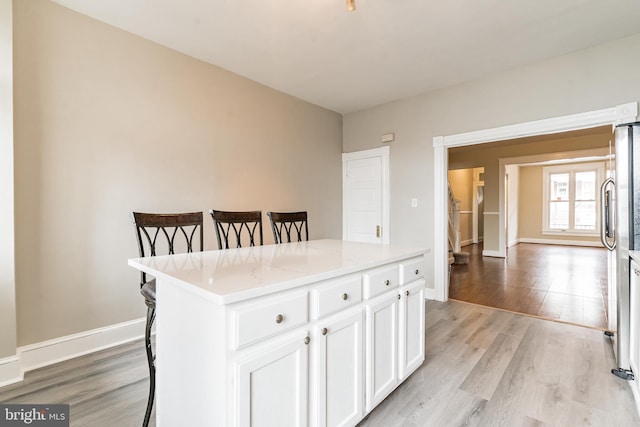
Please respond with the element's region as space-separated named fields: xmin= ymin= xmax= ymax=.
xmin=600 ymin=177 xmax=616 ymax=251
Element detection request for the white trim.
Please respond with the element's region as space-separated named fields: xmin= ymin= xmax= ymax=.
xmin=518 ymin=238 xmax=603 ymax=248
xmin=433 ymin=137 xmax=448 ymax=301
xmin=483 ymin=211 xmax=499 ymax=215
xmin=342 ymin=146 xmax=389 ymax=161
xmin=472 ymin=168 xmax=484 ymax=244
xmin=460 ymin=239 xmax=474 ymax=247
xmin=433 ymin=102 xmax=639 ymax=302
xmin=342 ymin=146 xmax=390 ymax=244
xmin=0 ymin=0 xmax=18 ymax=378
xmin=482 ymin=250 xmax=503 ymax=258
xmin=0 ymin=355 xmax=22 ymax=387
xmin=459 ymin=211 xmax=473 ymax=215
xmin=18 ymin=317 xmax=145 ymax=373
xmin=443 ymin=103 xmax=637 ymax=148
xmin=541 ymin=231 xmax=599 ymax=237
xmin=424 ymin=287 xmax=436 ymax=300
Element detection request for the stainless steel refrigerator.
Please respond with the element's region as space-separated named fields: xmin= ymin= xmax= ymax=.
xmin=601 ymin=121 xmax=640 ymax=379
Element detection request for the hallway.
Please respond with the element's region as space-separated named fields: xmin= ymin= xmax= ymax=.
xmin=449 ymin=243 xmax=608 ymax=330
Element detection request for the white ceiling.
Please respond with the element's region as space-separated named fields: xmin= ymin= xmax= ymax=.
xmin=51 ymin=0 xmax=640 ymax=114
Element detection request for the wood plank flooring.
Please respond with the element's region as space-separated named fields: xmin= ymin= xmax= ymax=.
xmin=449 ymin=243 xmax=609 ymax=330
xmin=1 ymin=300 xmax=637 ymax=426
xmin=0 ymin=340 xmax=155 ymax=427
xmin=358 ymin=300 xmax=639 ymax=427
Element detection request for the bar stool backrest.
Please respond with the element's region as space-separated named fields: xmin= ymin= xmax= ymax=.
xmin=267 ymin=211 xmax=309 ymax=244
xmin=209 ymin=209 xmax=263 ymax=249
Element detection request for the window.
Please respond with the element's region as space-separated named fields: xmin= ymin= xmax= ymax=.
xmin=542 ymin=162 xmax=604 ymax=235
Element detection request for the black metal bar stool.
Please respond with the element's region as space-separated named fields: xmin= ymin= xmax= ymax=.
xmin=267 ymin=211 xmax=309 ymax=243
xmin=208 ymin=210 xmax=263 ymax=249
xmin=131 ymin=211 xmax=204 ymax=427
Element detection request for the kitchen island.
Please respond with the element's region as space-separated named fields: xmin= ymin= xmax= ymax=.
xmin=128 ymin=239 xmax=429 ymax=427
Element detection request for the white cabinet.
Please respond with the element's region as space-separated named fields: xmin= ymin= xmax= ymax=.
xmin=399 ymin=279 xmax=425 ymax=380
xmin=364 ymin=258 xmax=426 ymax=412
xmin=313 ymin=309 xmax=364 ymax=427
xmin=131 ymin=240 xmax=430 ymax=427
xmin=235 ymin=330 xmax=310 ymax=427
xmin=365 ymin=291 xmax=399 ymax=411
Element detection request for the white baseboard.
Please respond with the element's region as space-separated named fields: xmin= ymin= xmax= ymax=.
xmin=17 ymin=317 xmax=146 ymax=374
xmin=482 ymin=250 xmax=504 ymax=258
xmin=460 ymin=239 xmax=474 ymax=247
xmin=507 ymin=239 xmax=519 ymax=248
xmin=0 ymin=355 xmax=22 ymax=387
xmin=424 ymin=287 xmax=436 ymax=300
xmin=518 ymin=238 xmax=603 ymax=248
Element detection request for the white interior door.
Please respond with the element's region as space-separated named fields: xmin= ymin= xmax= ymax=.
xmin=343 ymin=147 xmax=389 ymax=244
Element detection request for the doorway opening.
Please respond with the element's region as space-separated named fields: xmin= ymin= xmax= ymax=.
xmin=447 ymin=137 xmax=614 ymax=329
xmin=432 ymin=102 xmax=638 ymax=304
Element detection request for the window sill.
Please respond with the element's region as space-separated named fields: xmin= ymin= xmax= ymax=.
xmin=542 ymin=230 xmax=599 ymax=238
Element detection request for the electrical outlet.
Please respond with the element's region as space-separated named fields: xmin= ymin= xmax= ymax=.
xmin=411 ymin=198 xmax=418 ymax=208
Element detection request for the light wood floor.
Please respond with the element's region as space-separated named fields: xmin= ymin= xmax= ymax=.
xmin=449 ymin=243 xmax=609 ymax=330
xmin=1 ymin=300 xmax=638 ymax=426
xmin=359 ymin=300 xmax=639 ymax=426
xmin=0 ymin=339 xmax=155 ymax=427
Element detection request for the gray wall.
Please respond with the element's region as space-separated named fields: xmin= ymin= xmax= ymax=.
xmin=344 ymin=32 xmax=640 ymax=286
xmin=11 ymin=0 xmax=343 ymax=348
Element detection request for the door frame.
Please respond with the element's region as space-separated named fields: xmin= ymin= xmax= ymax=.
xmin=432 ymin=102 xmax=638 ymax=302
xmin=472 ymin=167 xmax=484 ymax=244
xmin=342 ymin=146 xmax=390 ymax=244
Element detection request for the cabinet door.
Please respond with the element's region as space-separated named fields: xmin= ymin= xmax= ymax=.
xmin=236 ymin=331 xmax=309 ymax=427
xmin=315 ymin=310 xmax=363 ymax=427
xmin=398 ymin=279 xmax=425 ymax=380
xmin=630 ymin=260 xmax=640 ymax=395
xmin=365 ymin=292 xmax=398 ymax=412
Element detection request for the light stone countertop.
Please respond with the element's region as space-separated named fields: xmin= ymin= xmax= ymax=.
xmin=128 ymin=239 xmax=429 ymax=305
xmin=630 ymin=250 xmax=640 ymax=264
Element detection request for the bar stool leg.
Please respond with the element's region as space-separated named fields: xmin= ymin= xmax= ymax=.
xmin=142 ymin=306 xmax=156 ymax=427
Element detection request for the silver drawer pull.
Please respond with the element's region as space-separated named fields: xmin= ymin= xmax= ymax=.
xmin=321 ymin=328 xmax=328 ymax=335
xmin=275 ymin=314 xmax=284 ymax=324
xmin=414 ymin=269 xmax=419 ymax=275
xmin=397 ymin=294 xmax=401 ymax=300
xmin=406 ymin=290 xmax=410 ymax=296
xmin=304 ymin=336 xmax=310 ymax=345
xmin=635 ymin=269 xmax=640 ymax=276
xmin=385 ymin=280 xmax=390 ymax=286
xmin=342 ymin=293 xmax=348 ymax=300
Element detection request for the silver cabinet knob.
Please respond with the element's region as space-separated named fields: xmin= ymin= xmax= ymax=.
xmin=397 ymin=294 xmax=401 ymax=300
xmin=414 ymin=269 xmax=419 ymax=275
xmin=385 ymin=280 xmax=390 ymax=286
xmin=342 ymin=293 xmax=348 ymax=300
xmin=304 ymin=336 xmax=310 ymax=345
xmin=275 ymin=314 xmax=284 ymax=324
xmin=321 ymin=328 xmax=328 ymax=335
xmin=405 ymin=290 xmax=410 ymax=296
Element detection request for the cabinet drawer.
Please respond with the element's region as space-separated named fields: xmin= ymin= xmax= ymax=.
xmin=363 ymin=264 xmax=399 ymax=299
xmin=232 ymin=291 xmax=308 ymax=350
xmin=400 ymin=257 xmax=425 ymax=284
xmin=311 ymin=276 xmax=362 ymax=319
